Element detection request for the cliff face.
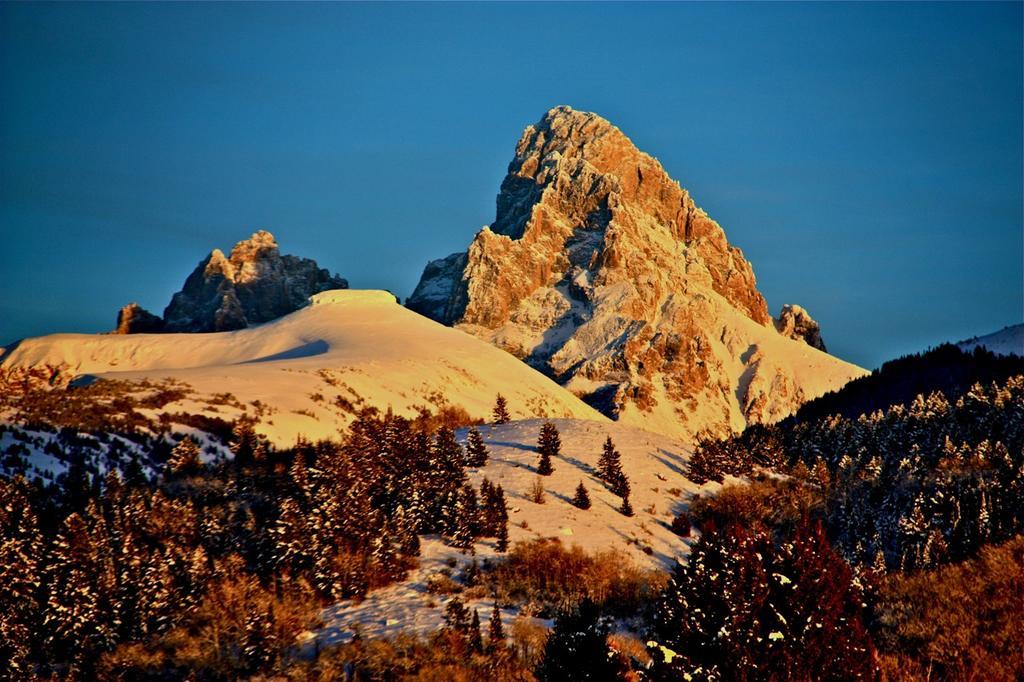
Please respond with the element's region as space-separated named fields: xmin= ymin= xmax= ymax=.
xmin=409 ymin=107 xmax=863 ymax=439
xmin=115 ymin=231 xmax=348 ymax=334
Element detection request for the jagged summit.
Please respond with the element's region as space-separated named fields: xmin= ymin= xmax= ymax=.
xmin=408 ymin=107 xmax=863 ymax=439
xmin=115 ymin=230 xmax=348 ymax=333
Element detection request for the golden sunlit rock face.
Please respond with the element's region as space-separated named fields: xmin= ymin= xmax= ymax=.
xmin=113 ymin=230 xmax=349 ymax=334
xmin=410 ymin=106 xmax=864 ymax=440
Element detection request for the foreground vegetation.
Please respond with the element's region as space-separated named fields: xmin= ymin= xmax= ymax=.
xmin=1 ymin=346 xmax=1021 ymax=680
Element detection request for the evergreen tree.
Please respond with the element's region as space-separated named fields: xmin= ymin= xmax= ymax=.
xmin=597 ymin=436 xmax=629 ymax=496
xmin=479 ymin=479 xmax=510 ymax=540
xmin=571 ymin=481 xmax=592 ymax=510
xmin=166 ymin=435 xmax=203 ymax=476
xmin=537 ymin=598 xmax=626 ymax=681
xmin=252 ymin=439 xmax=270 ymax=464
xmin=619 ymin=493 xmax=634 ymax=517
xmin=597 ymin=436 xmax=621 ymax=483
xmin=138 ymin=551 xmax=175 ymax=635
xmin=611 ymin=469 xmax=630 ymax=499
xmin=466 ymin=427 xmax=490 ymax=467
xmin=495 ymin=508 xmax=510 ymax=553
xmin=241 ymin=602 xmax=279 ymax=674
xmin=537 ymin=450 xmax=554 ymax=477
xmin=444 ymin=595 xmax=470 ymax=635
xmin=272 ymin=497 xmax=309 ymax=574
xmin=647 ymin=521 xmax=876 ymax=681
xmin=123 ymin=454 xmax=148 ymax=489
xmin=44 ymin=512 xmax=112 ymax=672
xmin=393 ymin=504 xmax=421 ymax=556
xmin=492 ymin=394 xmax=511 ymax=425
xmin=451 ymin=484 xmax=480 ymax=551
xmin=479 ymin=478 xmax=496 ymax=532
xmin=230 ymin=418 xmax=258 ymax=466
xmin=430 ymin=427 xmax=468 ymax=534
xmin=0 ymin=477 xmax=43 ymax=677
xmin=463 ymin=557 xmax=481 ymax=587
xmin=469 ymin=609 xmax=484 ymax=653
xmin=536 ymin=422 xmax=560 ymax=476
xmin=488 ymin=602 xmax=505 ymax=653
xmin=371 ymin=535 xmax=402 ymax=582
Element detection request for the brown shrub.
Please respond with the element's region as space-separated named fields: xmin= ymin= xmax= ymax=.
xmin=489 ymin=538 xmax=666 ymax=616
xmin=412 ymin=404 xmax=481 ymax=432
xmin=873 ymin=536 xmax=1024 ymax=681
xmin=689 ymin=474 xmax=822 ymax=533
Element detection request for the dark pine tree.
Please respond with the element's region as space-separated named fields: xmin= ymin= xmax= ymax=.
xmin=597 ymin=436 xmax=630 ymax=497
xmin=571 ymin=481 xmax=592 ymax=510
xmin=492 ymin=394 xmax=511 ymax=425
xmin=469 ymin=609 xmax=484 ymax=654
xmin=536 ymin=422 xmax=560 ymax=476
xmin=495 ymin=510 xmax=510 ymax=553
xmin=537 ymin=598 xmax=628 ymax=681
xmin=488 ymin=602 xmax=505 ymax=653
xmin=444 ymin=595 xmax=471 ymax=637
xmin=466 ymin=427 xmax=490 ymax=467
xmin=597 ymin=436 xmax=621 ymax=484
xmin=611 ymin=470 xmax=630 ymax=499
xmin=619 ymin=493 xmax=634 ymax=517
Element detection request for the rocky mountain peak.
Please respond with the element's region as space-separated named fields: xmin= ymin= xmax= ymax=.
xmin=408 ymin=107 xmax=861 ymax=439
xmin=114 ymin=303 xmax=164 ymax=335
xmin=775 ymin=304 xmax=827 ymax=352
xmin=114 ymin=231 xmax=348 ymax=334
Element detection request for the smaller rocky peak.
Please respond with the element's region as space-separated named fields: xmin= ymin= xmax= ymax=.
xmin=114 ymin=303 xmax=164 ymax=334
xmin=118 ymin=231 xmax=348 ymax=334
xmin=229 ymin=230 xmax=279 ymax=263
xmin=775 ymin=304 xmax=827 ymax=352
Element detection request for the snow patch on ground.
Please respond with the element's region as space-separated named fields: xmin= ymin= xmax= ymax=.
xmin=305 ymin=418 xmax=727 ymax=648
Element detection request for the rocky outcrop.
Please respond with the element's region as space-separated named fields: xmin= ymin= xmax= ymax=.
xmin=114 ymin=303 xmax=165 ymax=334
xmin=117 ymin=231 xmax=348 ymax=333
xmin=408 ymin=106 xmax=863 ymax=439
xmin=774 ymin=304 xmax=826 ymax=352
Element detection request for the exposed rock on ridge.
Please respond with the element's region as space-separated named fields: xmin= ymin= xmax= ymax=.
xmin=774 ymin=304 xmax=827 ymax=352
xmin=408 ymin=106 xmax=864 ymax=439
xmin=115 ymin=231 xmax=348 ymax=333
xmin=115 ymin=303 xmax=165 ymax=334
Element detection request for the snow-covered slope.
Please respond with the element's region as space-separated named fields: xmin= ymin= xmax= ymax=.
xmin=308 ymin=418 xmax=719 ymax=647
xmin=0 ymin=290 xmax=606 ymax=445
xmin=958 ymin=324 xmax=1023 ymax=357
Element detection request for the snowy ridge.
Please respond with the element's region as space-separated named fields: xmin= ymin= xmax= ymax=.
xmin=957 ymin=323 xmax=1023 ymax=357
xmin=0 ymin=290 xmax=606 ymax=445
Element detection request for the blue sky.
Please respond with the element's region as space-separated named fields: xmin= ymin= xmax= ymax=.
xmin=1 ymin=2 xmax=1020 ymax=368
